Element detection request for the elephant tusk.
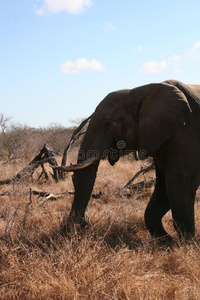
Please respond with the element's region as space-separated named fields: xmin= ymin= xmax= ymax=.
xmin=51 ymin=157 xmax=99 ymax=172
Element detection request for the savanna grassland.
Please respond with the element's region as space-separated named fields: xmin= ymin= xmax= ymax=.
xmin=1 ymin=153 xmax=200 ymax=299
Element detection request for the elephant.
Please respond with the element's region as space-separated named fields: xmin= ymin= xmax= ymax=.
xmin=55 ymin=79 xmax=200 ymax=242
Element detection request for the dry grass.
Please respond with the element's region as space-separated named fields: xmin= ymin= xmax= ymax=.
xmin=1 ymin=157 xmax=200 ymax=299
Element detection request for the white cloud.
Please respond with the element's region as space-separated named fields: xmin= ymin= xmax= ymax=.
xmin=137 ymin=46 xmax=144 ymax=51
xmin=35 ymin=0 xmax=93 ymax=15
xmin=138 ymin=60 xmax=168 ymax=74
xmin=172 ymin=69 xmax=182 ymax=74
xmin=169 ymin=55 xmax=181 ymax=62
xmin=102 ymin=22 xmax=115 ymax=33
xmin=61 ymin=58 xmax=105 ymax=74
xmin=188 ymin=40 xmax=200 ymax=57
xmin=138 ymin=40 xmax=200 ymax=75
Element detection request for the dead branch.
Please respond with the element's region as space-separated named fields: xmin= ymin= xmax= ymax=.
xmin=29 ymin=188 xmax=103 ymax=205
xmin=30 ymin=189 xmax=74 ymax=205
xmin=130 ymin=178 xmax=155 ymax=191
xmin=118 ymin=179 xmax=155 ymax=197
xmin=0 ymin=143 xmax=59 ymax=185
xmin=123 ymin=162 xmax=155 ymax=189
xmin=117 ymin=162 xmax=155 ymax=197
xmin=37 ymin=164 xmax=49 ymax=180
xmin=60 ymin=115 xmax=92 ymax=179
xmin=0 ymin=191 xmax=10 ymax=196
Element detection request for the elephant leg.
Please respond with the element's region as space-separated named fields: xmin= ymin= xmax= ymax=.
xmin=144 ymin=167 xmax=170 ymax=239
xmin=165 ymin=173 xmax=195 ymax=240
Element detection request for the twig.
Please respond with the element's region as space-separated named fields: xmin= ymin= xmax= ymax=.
xmin=123 ymin=162 xmax=155 ymax=189
xmin=0 ymin=191 xmax=10 ymax=196
xmin=131 ymin=178 xmax=155 ymax=190
xmin=30 ymin=189 xmax=74 ymax=205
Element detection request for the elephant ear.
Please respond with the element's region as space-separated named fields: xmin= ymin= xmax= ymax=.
xmin=137 ymin=83 xmax=192 ymax=157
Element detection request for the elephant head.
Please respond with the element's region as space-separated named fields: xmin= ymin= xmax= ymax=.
xmin=54 ymin=82 xmax=191 ymax=230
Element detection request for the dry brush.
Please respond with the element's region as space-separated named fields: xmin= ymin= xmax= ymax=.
xmin=1 ymin=157 xmax=200 ymax=299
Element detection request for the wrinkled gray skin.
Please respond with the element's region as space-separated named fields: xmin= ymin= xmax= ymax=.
xmin=67 ymin=80 xmax=200 ymax=242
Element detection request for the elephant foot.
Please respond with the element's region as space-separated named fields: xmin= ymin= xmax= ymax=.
xmin=60 ymin=213 xmax=89 ymax=235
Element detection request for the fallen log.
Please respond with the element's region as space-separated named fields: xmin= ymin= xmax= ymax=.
xmin=0 ymin=143 xmax=59 ymax=185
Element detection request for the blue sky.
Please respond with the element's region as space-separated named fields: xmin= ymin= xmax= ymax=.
xmin=1 ymin=0 xmax=200 ymax=128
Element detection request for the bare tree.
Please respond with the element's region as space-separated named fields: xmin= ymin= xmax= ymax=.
xmin=2 ymin=124 xmax=30 ymax=159
xmin=0 ymin=113 xmax=11 ymax=133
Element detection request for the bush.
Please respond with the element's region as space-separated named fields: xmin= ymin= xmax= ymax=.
xmin=0 ymin=149 xmax=9 ymax=158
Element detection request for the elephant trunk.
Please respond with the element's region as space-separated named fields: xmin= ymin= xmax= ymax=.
xmin=70 ymin=160 xmax=99 ymax=218
xmin=52 ymin=155 xmax=100 ymax=231
xmin=66 ymin=136 xmax=111 ymax=228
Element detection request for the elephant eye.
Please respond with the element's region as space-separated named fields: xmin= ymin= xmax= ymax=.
xmin=105 ymin=121 xmax=111 ymax=125
xmin=104 ymin=121 xmax=111 ymax=127
xmin=103 ymin=121 xmax=112 ymax=132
